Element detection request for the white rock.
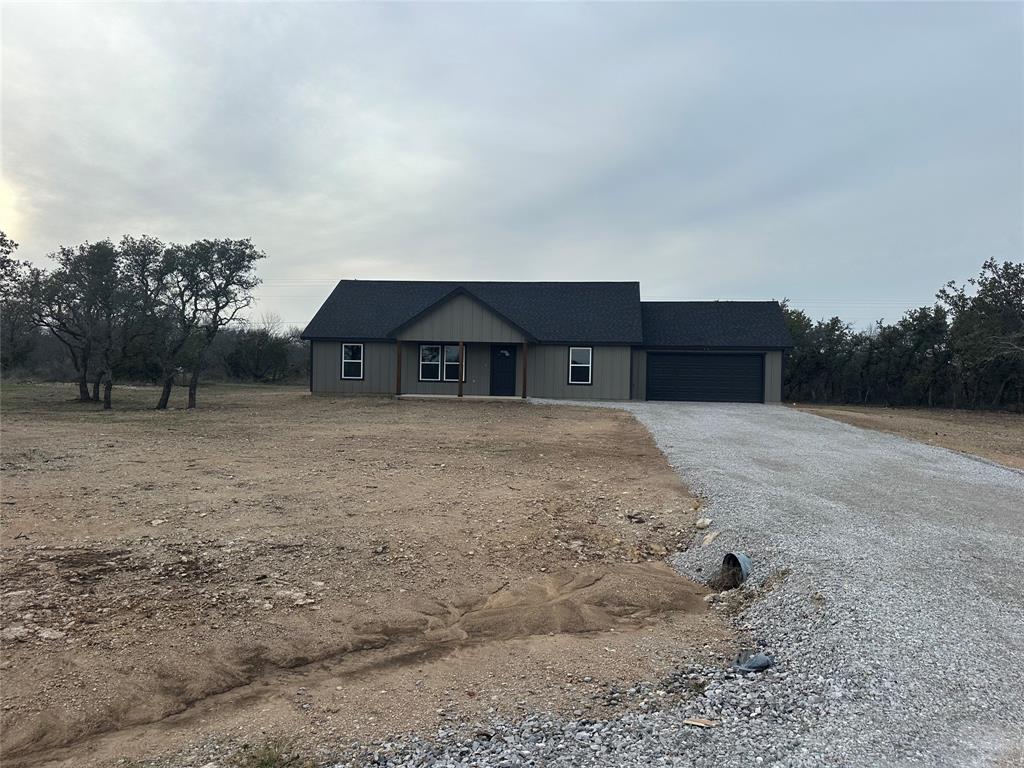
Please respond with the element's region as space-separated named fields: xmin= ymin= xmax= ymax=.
xmin=1 ymin=625 xmax=30 ymax=642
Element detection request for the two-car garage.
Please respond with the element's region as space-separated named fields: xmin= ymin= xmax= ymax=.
xmin=637 ymin=301 xmax=790 ymax=403
xmin=645 ymin=352 xmax=766 ymax=403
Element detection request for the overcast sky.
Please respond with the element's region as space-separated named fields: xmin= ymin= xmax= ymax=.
xmin=2 ymin=2 xmax=1021 ymax=329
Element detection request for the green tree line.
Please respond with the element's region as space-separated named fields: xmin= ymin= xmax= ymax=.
xmin=1 ymin=231 xmax=304 ymax=408
xmin=782 ymin=259 xmax=1024 ymax=411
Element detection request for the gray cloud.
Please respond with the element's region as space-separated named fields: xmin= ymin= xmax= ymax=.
xmin=2 ymin=2 xmax=1020 ymax=328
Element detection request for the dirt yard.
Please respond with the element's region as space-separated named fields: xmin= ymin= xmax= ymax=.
xmin=0 ymin=384 xmax=731 ymax=767
xmin=795 ymin=404 xmax=1024 ymax=471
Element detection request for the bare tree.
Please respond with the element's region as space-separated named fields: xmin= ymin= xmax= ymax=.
xmin=0 ymin=232 xmax=39 ymax=372
xmin=183 ymin=239 xmax=264 ymax=408
xmin=153 ymin=239 xmax=264 ymax=409
xmin=93 ymin=236 xmax=172 ymax=408
xmin=153 ymin=243 xmax=204 ymax=410
xmin=26 ymin=242 xmax=118 ymax=401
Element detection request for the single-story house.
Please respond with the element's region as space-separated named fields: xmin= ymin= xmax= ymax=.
xmin=300 ymin=281 xmax=793 ymax=403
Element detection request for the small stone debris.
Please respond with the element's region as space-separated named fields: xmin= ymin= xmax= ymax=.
xmin=0 ymin=625 xmax=31 ymax=642
xmin=695 ymin=517 xmax=713 ymax=530
xmin=149 ymin=519 xmax=167 ymax=526
xmin=273 ymin=590 xmax=316 ymax=607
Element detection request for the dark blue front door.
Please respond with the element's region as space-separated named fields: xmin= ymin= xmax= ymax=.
xmin=490 ymin=345 xmax=517 ymax=396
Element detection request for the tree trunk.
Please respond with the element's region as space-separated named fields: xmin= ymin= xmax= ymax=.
xmin=157 ymin=376 xmax=174 ymax=410
xmin=103 ymin=378 xmax=113 ymax=410
xmin=92 ymin=372 xmax=104 ymax=402
xmin=187 ymin=369 xmax=199 ymax=409
xmin=78 ymin=370 xmax=91 ymax=402
xmin=991 ymin=376 xmax=1011 ymax=409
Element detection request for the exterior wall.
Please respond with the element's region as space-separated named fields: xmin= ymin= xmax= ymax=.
xmin=309 ymin=340 xmax=784 ymax=402
xmin=396 ymin=293 xmax=526 ymax=344
xmin=764 ymin=350 xmax=783 ymax=403
xmin=400 ymin=341 xmax=517 ymax=396
xmin=527 ymin=345 xmax=631 ymax=401
xmin=310 ymin=339 xmax=527 ymax=396
xmin=310 ymin=340 xmax=395 ymax=394
xmin=631 ymin=348 xmax=647 ymax=400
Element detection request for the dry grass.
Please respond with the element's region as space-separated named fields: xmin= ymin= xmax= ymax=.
xmin=794 ymin=404 xmax=1024 ymax=471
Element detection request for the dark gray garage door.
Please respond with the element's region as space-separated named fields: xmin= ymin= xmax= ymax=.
xmin=646 ymin=353 xmax=764 ymax=402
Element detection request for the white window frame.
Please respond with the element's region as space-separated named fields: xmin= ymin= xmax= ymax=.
xmin=568 ymin=346 xmax=593 ymax=385
xmin=419 ymin=344 xmax=442 ymax=381
xmin=443 ymin=344 xmax=466 ymax=382
xmin=341 ymin=343 xmax=364 ymax=380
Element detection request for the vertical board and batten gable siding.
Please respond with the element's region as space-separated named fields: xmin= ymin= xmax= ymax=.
xmin=527 ymin=345 xmax=631 ymax=400
xmin=310 ymin=340 xmax=395 ymax=394
xmin=395 ymin=293 xmax=527 ymax=344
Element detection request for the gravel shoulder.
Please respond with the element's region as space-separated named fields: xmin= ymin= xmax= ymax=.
xmin=348 ymin=400 xmax=1024 ymax=767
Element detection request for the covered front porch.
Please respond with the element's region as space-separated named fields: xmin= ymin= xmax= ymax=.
xmin=393 ymin=340 xmax=530 ymax=398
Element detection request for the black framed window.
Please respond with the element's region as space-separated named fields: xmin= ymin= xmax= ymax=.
xmin=443 ymin=345 xmax=464 ymax=382
xmin=341 ymin=343 xmax=363 ymax=380
xmin=568 ymin=346 xmax=592 ymax=385
xmin=419 ymin=344 xmax=441 ymax=381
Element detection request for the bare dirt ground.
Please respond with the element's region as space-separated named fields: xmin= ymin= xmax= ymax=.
xmin=0 ymin=384 xmax=731 ymax=767
xmin=795 ymin=404 xmax=1024 ymax=471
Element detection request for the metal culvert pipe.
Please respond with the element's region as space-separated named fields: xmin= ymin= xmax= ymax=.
xmin=719 ymin=552 xmax=752 ymax=589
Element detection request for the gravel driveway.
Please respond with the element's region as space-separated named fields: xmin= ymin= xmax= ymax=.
xmin=631 ymin=403 xmax=1024 ymax=767
xmin=345 ymin=403 xmax=1024 ymax=768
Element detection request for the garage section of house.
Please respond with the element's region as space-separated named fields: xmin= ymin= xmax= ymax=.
xmin=646 ymin=352 xmax=765 ymax=403
xmin=632 ymin=301 xmax=792 ymax=403
xmin=301 ymin=281 xmax=793 ymax=403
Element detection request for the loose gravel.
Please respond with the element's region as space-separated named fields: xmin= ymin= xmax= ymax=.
xmin=334 ymin=403 xmax=1024 ymax=768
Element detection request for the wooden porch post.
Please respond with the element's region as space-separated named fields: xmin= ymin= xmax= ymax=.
xmin=458 ymin=341 xmax=464 ymax=398
xmin=395 ymin=341 xmax=402 ymax=396
xmin=521 ymin=342 xmax=528 ymax=398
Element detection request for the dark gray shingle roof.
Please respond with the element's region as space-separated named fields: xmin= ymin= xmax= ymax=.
xmin=641 ymin=301 xmax=793 ymax=348
xmin=301 ymin=280 xmax=644 ymax=344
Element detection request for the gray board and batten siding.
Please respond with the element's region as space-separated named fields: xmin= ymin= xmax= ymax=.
xmin=310 ymin=339 xmax=632 ymax=399
xmin=528 ymin=345 xmax=631 ymax=400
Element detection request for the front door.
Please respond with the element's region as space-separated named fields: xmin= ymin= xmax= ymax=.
xmin=489 ymin=344 xmax=517 ymax=396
